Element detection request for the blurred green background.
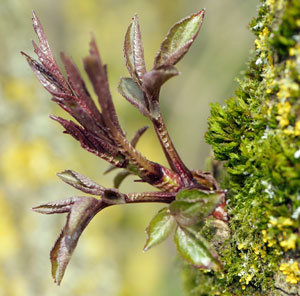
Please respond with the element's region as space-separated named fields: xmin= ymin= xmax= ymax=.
xmin=0 ymin=0 xmax=258 ymax=295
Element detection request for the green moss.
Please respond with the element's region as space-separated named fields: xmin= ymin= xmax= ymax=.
xmin=182 ymin=0 xmax=300 ymax=294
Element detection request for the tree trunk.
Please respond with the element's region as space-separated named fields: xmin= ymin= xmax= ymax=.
xmin=182 ymin=0 xmax=300 ymax=295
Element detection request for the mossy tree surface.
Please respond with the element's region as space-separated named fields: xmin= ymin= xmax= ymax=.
xmin=183 ymin=0 xmax=300 ymax=295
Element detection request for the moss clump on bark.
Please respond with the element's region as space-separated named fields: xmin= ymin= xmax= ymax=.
xmin=183 ymin=0 xmax=300 ymax=295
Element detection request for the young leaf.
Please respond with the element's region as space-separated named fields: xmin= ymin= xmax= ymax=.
xmin=172 ymin=189 xmax=224 ymax=225
xmin=169 ymin=200 xmax=204 ymax=226
xmin=130 ymin=126 xmax=149 ymax=147
xmin=176 ymin=188 xmax=215 ymax=202
xmin=124 ymin=14 xmax=146 ymax=83
xmin=50 ymin=197 xmax=106 ymax=285
xmin=31 ymin=11 xmax=70 ymax=92
xmin=83 ymin=37 xmax=124 ymax=136
xmin=154 ymin=9 xmax=205 ymax=68
xmin=60 ymin=52 xmax=104 ymax=125
xmin=21 ymin=52 xmax=66 ymax=96
xmin=144 ymin=207 xmax=176 ymax=251
xmin=57 ymin=170 xmax=105 ymax=195
xmin=174 ymin=226 xmax=221 ymax=270
xmin=118 ymin=77 xmax=150 ymax=117
xmin=113 ymin=171 xmax=131 ymax=189
xmin=32 ymin=197 xmax=82 ymax=214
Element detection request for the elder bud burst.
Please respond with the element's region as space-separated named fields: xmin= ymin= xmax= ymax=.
xmin=22 ymin=9 xmax=227 ymax=285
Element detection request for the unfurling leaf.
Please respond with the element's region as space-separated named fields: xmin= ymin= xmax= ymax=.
xmin=144 ymin=207 xmax=176 ymax=251
xmin=154 ymin=9 xmax=205 ymax=68
xmin=57 ymin=170 xmax=105 ymax=195
xmin=21 ymin=52 xmax=66 ymax=96
xmin=113 ymin=171 xmax=131 ymax=188
xmin=31 ymin=11 xmax=70 ymax=92
xmin=102 ymin=188 xmax=126 ymax=205
xmin=124 ymin=14 xmax=146 ymax=83
xmin=32 ymin=197 xmax=82 ymax=214
xmin=118 ymin=77 xmax=150 ymax=117
xmin=130 ymin=126 xmax=149 ymax=147
xmin=83 ymin=37 xmax=124 ymax=136
xmin=176 ymin=188 xmax=218 ymax=202
xmin=50 ymin=197 xmax=105 ymax=285
xmin=174 ymin=226 xmax=221 ymax=270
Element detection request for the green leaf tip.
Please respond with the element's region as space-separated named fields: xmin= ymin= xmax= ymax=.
xmin=154 ymin=9 xmax=205 ymax=68
xmin=174 ymin=226 xmax=221 ymax=270
xmin=144 ymin=208 xmax=176 ymax=252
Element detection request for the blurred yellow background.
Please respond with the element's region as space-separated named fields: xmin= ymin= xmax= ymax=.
xmin=0 ymin=0 xmax=258 ymax=295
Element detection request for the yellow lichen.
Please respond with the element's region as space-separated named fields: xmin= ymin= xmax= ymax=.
xmin=255 ymin=39 xmax=262 ymax=50
xmin=238 ymin=243 xmax=245 ymax=250
xmin=289 ymin=44 xmax=300 ymax=56
xmin=276 ymin=101 xmax=291 ymax=127
xmin=280 ymin=234 xmax=297 ymax=251
xmin=253 ymin=246 xmax=260 ymax=255
xmin=283 ymin=127 xmax=295 ymax=136
xmin=295 ymin=121 xmax=300 ymax=136
xmin=263 ymin=217 xmax=298 ymax=251
xmin=277 ymin=79 xmax=299 ymax=100
xmin=262 ymin=229 xmax=277 ymax=247
xmin=266 ymin=0 xmax=275 ymax=7
xmin=252 ymin=244 xmax=267 ymax=260
xmin=280 ymin=261 xmax=300 ymax=284
xmin=245 ymin=274 xmax=252 ymax=285
xmin=278 ymin=217 xmax=294 ymax=228
xmin=262 ymin=230 xmax=268 ymax=243
xmin=270 ymin=216 xmax=294 ymax=229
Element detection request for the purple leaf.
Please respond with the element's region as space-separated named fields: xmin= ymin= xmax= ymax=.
xmin=60 ymin=52 xmax=104 ymax=125
xmin=154 ymin=9 xmax=205 ymax=68
xmin=21 ymin=52 xmax=66 ymax=96
xmin=51 ymin=116 xmax=125 ymax=167
xmin=31 ymin=11 xmax=70 ymax=92
xmin=124 ymin=14 xmax=146 ymax=83
xmin=49 ymin=197 xmax=106 ymax=285
xmin=83 ymin=37 xmax=124 ymax=137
